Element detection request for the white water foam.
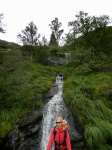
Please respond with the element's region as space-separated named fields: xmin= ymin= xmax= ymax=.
xmin=40 ymin=75 xmax=64 ymax=150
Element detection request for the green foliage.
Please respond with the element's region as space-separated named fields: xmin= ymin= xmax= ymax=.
xmin=97 ymin=144 xmax=112 ymax=150
xmin=84 ymin=121 xmax=112 ymax=150
xmin=36 ymin=101 xmax=44 ymax=108
xmin=21 ymin=45 xmax=34 ymax=56
xmin=49 ymin=31 xmax=58 ymax=46
xmin=67 ymin=47 xmax=109 ymax=73
xmin=0 ymin=107 xmax=27 ymax=138
xmin=49 ymin=17 xmax=64 ymax=45
xmin=0 ymin=48 xmax=74 ymax=140
xmin=0 ymin=49 xmax=62 ymax=138
xmin=0 ymin=121 xmax=12 ymax=138
xmin=74 ymin=141 xmax=84 ymax=148
xmin=63 ymin=72 xmax=112 ymax=149
xmin=47 ymin=45 xmax=69 ymax=59
xmin=17 ymin=21 xmax=40 ymax=45
xmin=67 ymin=11 xmax=112 ymax=54
xmin=34 ymin=45 xmax=48 ymax=63
xmin=75 ymin=63 xmax=92 ymax=75
xmin=84 ymin=124 xmax=106 ymax=149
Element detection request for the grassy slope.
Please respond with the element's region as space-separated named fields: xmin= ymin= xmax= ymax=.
xmin=0 ymin=46 xmax=112 ymax=150
xmin=0 ymin=49 xmax=71 ymax=139
xmin=63 ymin=71 xmax=112 ymax=149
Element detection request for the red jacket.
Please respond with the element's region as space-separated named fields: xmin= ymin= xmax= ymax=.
xmin=46 ymin=127 xmax=71 ymax=150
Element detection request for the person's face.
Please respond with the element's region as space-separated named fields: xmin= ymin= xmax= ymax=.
xmin=56 ymin=119 xmax=62 ymax=128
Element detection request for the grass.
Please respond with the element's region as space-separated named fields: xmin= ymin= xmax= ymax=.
xmin=0 ymin=49 xmax=72 ymax=139
xmin=63 ymin=71 xmax=112 ymax=149
xmin=0 ymin=48 xmax=112 ymax=150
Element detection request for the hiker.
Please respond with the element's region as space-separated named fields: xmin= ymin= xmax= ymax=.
xmin=46 ymin=116 xmax=71 ymax=150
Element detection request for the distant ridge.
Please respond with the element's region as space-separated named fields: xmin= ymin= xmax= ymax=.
xmin=0 ymin=39 xmax=21 ymax=50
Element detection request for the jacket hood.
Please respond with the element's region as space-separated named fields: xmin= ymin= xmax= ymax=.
xmin=55 ymin=127 xmax=65 ymax=132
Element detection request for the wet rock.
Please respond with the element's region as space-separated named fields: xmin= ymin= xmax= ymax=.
xmin=5 ymin=110 xmax=43 ymax=150
xmin=44 ymin=83 xmax=58 ymax=99
xmin=16 ymin=110 xmax=42 ymax=127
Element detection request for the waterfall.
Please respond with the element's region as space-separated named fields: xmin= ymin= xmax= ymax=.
xmin=40 ymin=75 xmax=81 ymax=150
xmin=40 ymin=75 xmax=65 ymax=150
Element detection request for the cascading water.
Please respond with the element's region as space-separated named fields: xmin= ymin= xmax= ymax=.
xmin=40 ymin=75 xmax=81 ymax=150
xmin=40 ymin=75 xmax=66 ymax=150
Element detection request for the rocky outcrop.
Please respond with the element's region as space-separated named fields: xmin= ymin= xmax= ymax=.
xmin=45 ymin=57 xmax=67 ymax=66
xmin=44 ymin=83 xmax=58 ymax=99
xmin=6 ymin=110 xmax=42 ymax=150
xmin=44 ymin=52 xmax=70 ymax=66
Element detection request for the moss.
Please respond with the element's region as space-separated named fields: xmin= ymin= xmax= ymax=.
xmin=36 ymin=101 xmax=44 ymax=108
xmin=73 ymin=141 xmax=85 ymax=148
xmin=0 ymin=121 xmax=12 ymax=138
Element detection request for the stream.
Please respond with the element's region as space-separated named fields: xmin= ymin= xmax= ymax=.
xmin=40 ymin=75 xmax=80 ymax=150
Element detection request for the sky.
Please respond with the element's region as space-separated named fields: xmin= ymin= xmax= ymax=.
xmin=0 ymin=0 xmax=112 ymax=44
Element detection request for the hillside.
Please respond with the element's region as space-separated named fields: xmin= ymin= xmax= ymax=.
xmin=0 ymin=37 xmax=112 ymax=149
xmin=0 ymin=39 xmax=20 ymax=50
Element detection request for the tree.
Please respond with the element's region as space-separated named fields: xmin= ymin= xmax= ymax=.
xmin=0 ymin=13 xmax=6 ymax=33
xmin=49 ymin=18 xmax=64 ymax=45
xmin=64 ymin=32 xmax=76 ymax=47
xmin=41 ymin=36 xmax=48 ymax=46
xmin=17 ymin=21 xmax=40 ymax=46
xmin=68 ymin=11 xmax=112 ymax=53
xmin=17 ymin=21 xmax=40 ymax=61
xmin=49 ymin=31 xmax=58 ymax=46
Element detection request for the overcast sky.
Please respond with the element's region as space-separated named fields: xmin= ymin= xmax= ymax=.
xmin=0 ymin=0 xmax=112 ymax=44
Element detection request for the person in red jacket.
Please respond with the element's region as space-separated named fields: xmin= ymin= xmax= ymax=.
xmin=46 ymin=116 xmax=71 ymax=150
